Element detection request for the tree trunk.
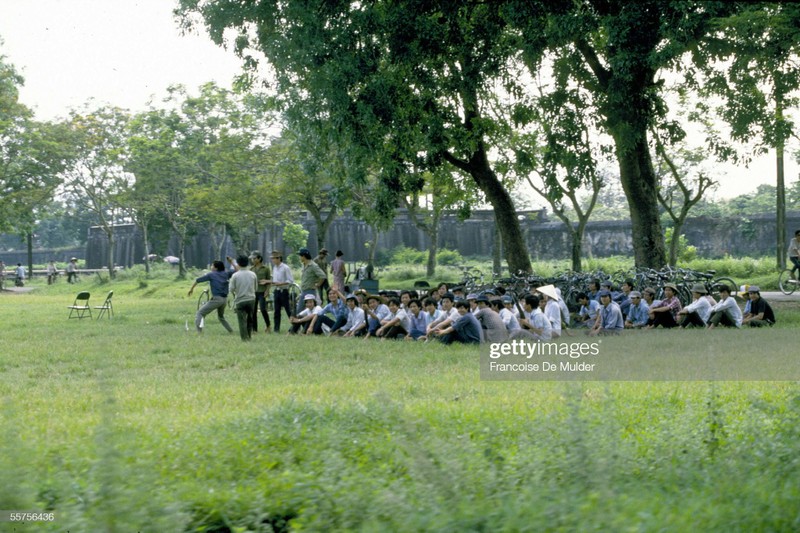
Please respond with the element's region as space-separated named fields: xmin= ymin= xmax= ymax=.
xmin=426 ymin=223 xmax=438 ymax=278
xmin=493 ymin=223 xmax=502 ymax=277
xmin=570 ymin=223 xmax=583 ymax=273
xmin=105 ymin=227 xmax=116 ymax=279
xmin=466 ymin=148 xmax=532 ymax=274
xmin=776 ymin=95 xmax=786 ymax=269
xmin=141 ymin=222 xmax=151 ymax=275
xmin=26 ymin=231 xmax=33 ymax=276
xmin=668 ymin=221 xmax=684 ymax=266
xmin=612 ymin=130 xmax=666 ymax=268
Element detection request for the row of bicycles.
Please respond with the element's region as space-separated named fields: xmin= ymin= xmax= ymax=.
xmin=456 ymin=265 xmax=740 ymax=311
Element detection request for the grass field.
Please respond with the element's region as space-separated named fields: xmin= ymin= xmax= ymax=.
xmin=2 ymin=271 xmax=800 ymax=531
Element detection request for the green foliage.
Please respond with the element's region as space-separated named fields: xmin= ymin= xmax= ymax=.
xmin=282 ymin=222 xmax=308 ymax=267
xmin=664 ymin=228 xmax=698 ymax=263
xmin=391 ymin=246 xmax=427 ymax=265
xmin=4 ymin=273 xmax=800 ymax=529
xmin=436 ymin=248 xmax=463 ymax=267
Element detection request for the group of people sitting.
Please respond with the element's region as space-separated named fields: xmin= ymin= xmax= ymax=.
xmin=289 ymin=278 xmax=776 ymax=344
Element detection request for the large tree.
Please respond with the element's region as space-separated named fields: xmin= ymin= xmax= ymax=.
xmin=177 ymin=0 xmax=535 ymax=274
xmin=508 ymin=0 xmax=742 ymax=267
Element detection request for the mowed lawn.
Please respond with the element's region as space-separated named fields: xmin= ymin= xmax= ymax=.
xmin=2 ymin=278 xmax=800 ymax=532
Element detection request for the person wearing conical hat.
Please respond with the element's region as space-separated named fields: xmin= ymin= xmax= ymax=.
xmin=678 ymin=283 xmax=713 ymax=328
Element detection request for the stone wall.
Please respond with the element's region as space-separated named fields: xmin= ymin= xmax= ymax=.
xmin=83 ymin=210 xmax=800 ymax=269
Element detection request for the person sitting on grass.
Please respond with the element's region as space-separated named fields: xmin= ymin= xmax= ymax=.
xmin=518 ymin=294 xmax=552 ymax=341
xmin=376 ymin=298 xmax=412 ymax=340
xmin=576 ymin=292 xmax=601 ymax=328
xmin=499 ymin=295 xmax=522 ymax=331
xmin=289 ymin=294 xmax=322 ymax=335
xmin=340 ymin=294 xmax=367 ymax=337
xmin=742 ymin=286 xmax=776 ymax=328
xmin=423 ymin=298 xmax=444 ymax=327
xmin=707 ymin=285 xmax=742 ymax=329
xmin=618 ymin=279 xmax=635 ymax=316
xmin=647 ymin=283 xmax=682 ymax=329
xmin=311 ymin=288 xmax=349 ymax=335
xmin=474 ymin=296 xmax=509 ymax=342
xmin=678 ymin=283 xmax=713 ymax=328
xmin=421 ymin=292 xmax=459 ymax=341
xmin=362 ymin=294 xmax=391 ymax=339
xmin=431 ymin=300 xmax=482 ymax=345
xmin=589 ymin=289 xmax=624 ymax=336
xmin=624 ymin=291 xmax=650 ymax=329
xmin=405 ymin=299 xmax=429 ymax=340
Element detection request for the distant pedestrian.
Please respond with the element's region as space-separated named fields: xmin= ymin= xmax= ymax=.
xmin=314 ymin=248 xmax=331 ymax=301
xmin=14 ymin=263 xmax=25 ymax=287
xmin=331 ymin=250 xmax=346 ymax=292
xmin=789 ymin=229 xmax=800 ymax=280
xmin=66 ymin=257 xmax=79 ymax=283
xmin=229 ymin=255 xmax=258 ymax=341
xmin=297 ymin=247 xmax=326 ymax=315
xmin=250 ymin=252 xmax=272 ymax=334
xmin=47 ymin=260 xmax=58 ymax=284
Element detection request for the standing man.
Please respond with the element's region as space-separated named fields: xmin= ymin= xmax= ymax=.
xmin=188 ymin=260 xmax=234 ymax=335
xmin=66 ymin=257 xmax=79 ymax=284
xmin=229 ymin=255 xmax=258 ymax=341
xmin=298 ymin=247 xmax=326 ymax=315
xmin=314 ymin=248 xmax=331 ymax=301
xmin=250 ymin=252 xmax=272 ymax=334
xmin=331 ymin=250 xmax=347 ymax=292
xmin=0 ymin=260 xmax=5 ymax=290
xmin=269 ymin=251 xmax=294 ymax=333
xmin=47 ymin=260 xmax=58 ymax=285
xmin=14 ymin=263 xmax=26 ymax=287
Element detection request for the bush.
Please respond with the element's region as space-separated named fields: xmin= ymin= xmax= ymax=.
xmin=391 ymin=246 xmax=427 ymax=265
xmin=436 ymin=248 xmax=463 ymax=266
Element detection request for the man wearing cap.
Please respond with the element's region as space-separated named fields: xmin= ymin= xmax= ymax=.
xmin=499 ymin=295 xmax=523 ymax=331
xmin=66 ymin=257 xmax=78 ymax=284
xmin=677 ymin=283 xmax=713 ymax=328
xmin=707 ymin=285 xmax=743 ymax=329
xmin=314 ymin=248 xmax=331 ymax=301
xmin=647 ymin=283 xmax=682 ymax=328
xmin=742 ymin=286 xmax=776 ymax=327
xmin=269 ymin=251 xmax=294 ymax=333
xmin=624 ymin=291 xmax=650 ymax=329
xmin=250 ymin=252 xmax=272 ymax=334
xmin=229 ymin=255 xmax=258 ymax=341
xmin=289 ymin=294 xmax=323 ymax=334
xmin=297 ymin=248 xmax=326 ymax=315
xmin=589 ymin=290 xmax=624 ymax=336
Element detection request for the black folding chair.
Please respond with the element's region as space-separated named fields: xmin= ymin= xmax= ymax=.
xmin=94 ymin=290 xmax=114 ymax=320
xmin=68 ymin=292 xmax=92 ymax=319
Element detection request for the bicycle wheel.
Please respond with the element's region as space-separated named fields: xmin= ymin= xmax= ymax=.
xmin=197 ymin=289 xmax=210 ymax=310
xmin=779 ymin=269 xmax=798 ymax=295
xmin=711 ymin=277 xmax=737 ymax=301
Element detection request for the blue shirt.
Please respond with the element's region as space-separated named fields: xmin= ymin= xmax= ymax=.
xmin=626 ymin=300 xmax=650 ymax=327
xmin=196 ymin=270 xmax=232 ymax=298
xmin=318 ymin=299 xmax=349 ymax=320
xmin=600 ymin=302 xmax=624 ymax=331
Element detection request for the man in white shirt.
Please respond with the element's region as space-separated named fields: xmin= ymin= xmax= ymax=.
xmin=340 ymin=294 xmax=367 ymax=337
xmin=376 ymin=298 xmax=411 ymax=339
xmin=707 ymin=286 xmax=743 ymax=329
xmin=678 ymin=283 xmax=712 ymax=328
xmin=269 ymin=251 xmax=295 ymax=333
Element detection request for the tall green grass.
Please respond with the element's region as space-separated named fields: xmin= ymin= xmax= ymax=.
xmin=2 ymin=273 xmax=800 ymax=530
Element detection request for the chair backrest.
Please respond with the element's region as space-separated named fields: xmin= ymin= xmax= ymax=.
xmin=75 ymin=292 xmax=90 ymax=302
xmin=102 ymin=291 xmax=113 ymax=303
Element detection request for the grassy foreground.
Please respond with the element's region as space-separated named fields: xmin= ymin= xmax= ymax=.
xmin=2 ymin=274 xmax=800 ymax=531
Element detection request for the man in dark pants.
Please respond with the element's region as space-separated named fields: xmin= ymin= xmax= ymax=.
xmin=742 ymin=286 xmax=776 ymax=327
xmin=250 ymin=252 xmax=272 ymax=334
xmin=269 ymin=250 xmax=294 ymax=333
xmin=229 ymin=255 xmax=258 ymax=341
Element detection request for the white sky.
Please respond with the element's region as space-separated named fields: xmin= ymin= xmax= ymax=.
xmin=0 ymin=0 xmax=796 ymax=202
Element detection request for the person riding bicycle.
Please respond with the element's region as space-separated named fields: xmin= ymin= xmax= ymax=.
xmin=789 ymin=229 xmax=800 ymax=280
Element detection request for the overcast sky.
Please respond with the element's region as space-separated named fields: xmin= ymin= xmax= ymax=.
xmin=0 ymin=0 xmax=796 ymax=201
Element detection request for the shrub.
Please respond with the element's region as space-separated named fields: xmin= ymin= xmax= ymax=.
xmin=436 ymin=248 xmax=463 ymax=266
xmin=391 ymin=246 xmax=426 ymax=265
